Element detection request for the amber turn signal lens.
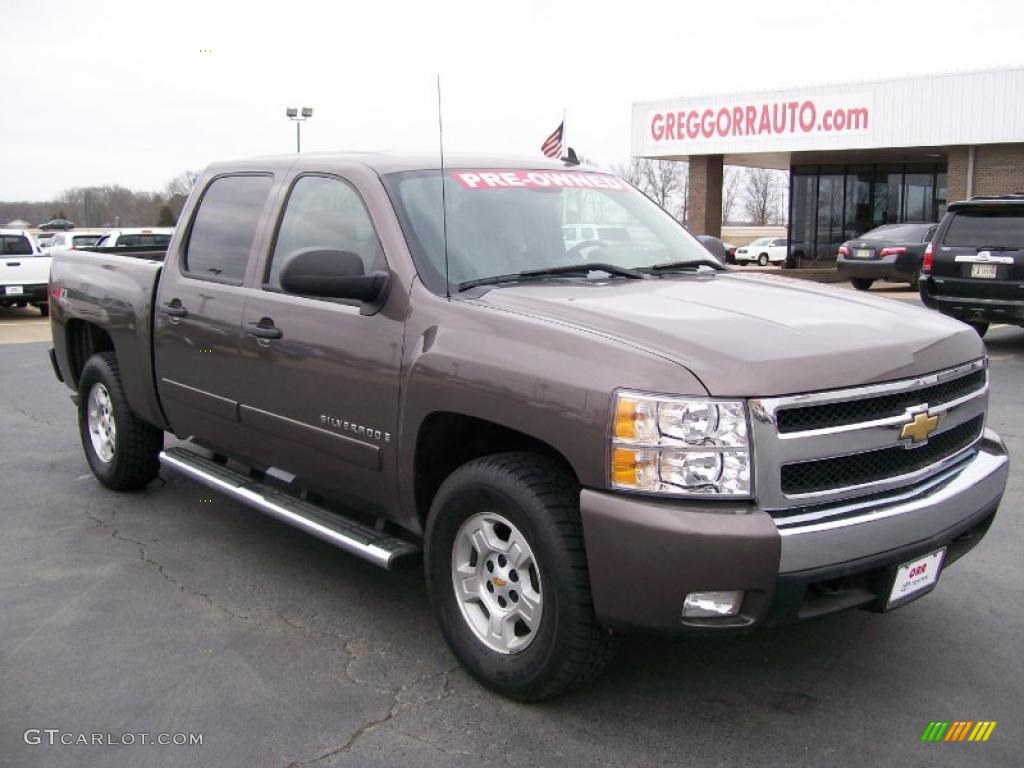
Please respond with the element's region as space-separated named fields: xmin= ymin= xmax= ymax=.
xmin=611 ymin=447 xmax=638 ymax=485
xmin=614 ymin=397 xmax=638 ymax=440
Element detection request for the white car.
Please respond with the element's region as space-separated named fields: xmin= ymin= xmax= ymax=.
xmin=0 ymin=229 xmax=51 ymax=315
xmin=734 ymin=237 xmax=788 ymax=266
xmin=94 ymin=227 xmax=174 ymax=248
xmin=41 ymin=230 xmax=107 ymax=253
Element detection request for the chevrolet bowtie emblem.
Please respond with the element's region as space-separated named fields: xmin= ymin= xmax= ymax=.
xmin=493 ymin=577 xmax=507 ymax=587
xmin=901 ymin=411 xmax=939 ymax=444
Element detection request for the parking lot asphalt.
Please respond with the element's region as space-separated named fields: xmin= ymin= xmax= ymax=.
xmin=1 ymin=306 xmax=1022 ymax=768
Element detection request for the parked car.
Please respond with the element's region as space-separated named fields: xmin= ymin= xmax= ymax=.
xmin=37 ymin=218 xmax=75 ymax=231
xmin=49 ymin=154 xmax=1008 ymax=701
xmin=837 ymin=222 xmax=938 ymax=290
xmin=41 ymin=231 xmax=106 ymax=252
xmin=920 ymin=194 xmax=1024 ymax=337
xmin=35 ymin=233 xmax=57 ymax=248
xmin=734 ymin=237 xmax=787 ymax=266
xmin=561 ymin=224 xmax=632 ymax=249
xmin=94 ymin=227 xmax=174 ymax=248
xmin=723 ymin=242 xmax=737 ymax=263
xmin=0 ymin=229 xmax=51 ymax=315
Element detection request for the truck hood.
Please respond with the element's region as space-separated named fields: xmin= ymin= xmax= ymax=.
xmin=472 ymin=272 xmax=983 ymax=396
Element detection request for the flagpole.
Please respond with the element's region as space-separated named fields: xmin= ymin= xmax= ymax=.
xmin=562 ymin=107 xmax=567 ymax=158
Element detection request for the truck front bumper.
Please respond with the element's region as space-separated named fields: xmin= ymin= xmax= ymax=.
xmin=580 ymin=428 xmax=1008 ymax=633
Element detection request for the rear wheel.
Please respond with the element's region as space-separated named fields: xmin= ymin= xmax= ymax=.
xmin=850 ymin=278 xmax=874 ymax=291
xmin=78 ymin=352 xmax=163 ymax=490
xmin=425 ymin=452 xmax=617 ymax=701
xmin=967 ymin=321 xmax=989 ymax=338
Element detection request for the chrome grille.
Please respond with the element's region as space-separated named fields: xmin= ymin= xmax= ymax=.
xmin=780 ymin=414 xmax=984 ymax=495
xmin=749 ymin=359 xmax=988 ymax=512
xmin=775 ymin=369 xmax=986 ymax=433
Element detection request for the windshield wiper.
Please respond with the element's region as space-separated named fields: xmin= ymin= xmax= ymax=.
xmin=641 ymin=259 xmax=726 ymax=274
xmin=457 ymin=263 xmax=644 ymax=291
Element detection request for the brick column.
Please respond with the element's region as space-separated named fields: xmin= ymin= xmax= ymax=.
xmin=947 ymin=146 xmax=970 ymax=204
xmin=688 ymin=155 xmax=723 ymax=237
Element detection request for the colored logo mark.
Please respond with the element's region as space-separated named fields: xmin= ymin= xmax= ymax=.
xmin=921 ymin=721 xmax=997 ymax=742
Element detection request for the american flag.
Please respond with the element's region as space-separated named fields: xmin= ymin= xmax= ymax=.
xmin=540 ymin=121 xmax=563 ymax=158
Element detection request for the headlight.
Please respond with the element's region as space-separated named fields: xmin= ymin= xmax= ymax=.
xmin=611 ymin=391 xmax=751 ymax=497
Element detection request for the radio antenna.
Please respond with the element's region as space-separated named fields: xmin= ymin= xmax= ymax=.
xmin=437 ymin=74 xmax=451 ymax=299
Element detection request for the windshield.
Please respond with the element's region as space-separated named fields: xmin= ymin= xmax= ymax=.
xmin=72 ymin=235 xmax=102 ymax=247
xmin=383 ymin=169 xmax=717 ymax=293
xmin=748 ymin=238 xmax=772 ymax=246
xmin=860 ymin=223 xmax=931 ymax=242
xmin=943 ymin=210 xmax=1024 ymax=248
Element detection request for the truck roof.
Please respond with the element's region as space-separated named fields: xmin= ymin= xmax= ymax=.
xmin=204 ymin=152 xmax=600 ymax=176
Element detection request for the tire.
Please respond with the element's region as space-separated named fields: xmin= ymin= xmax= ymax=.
xmin=38 ymin=302 xmax=49 ymax=317
xmin=757 ymin=253 xmax=769 ymax=267
xmin=78 ymin=352 xmax=163 ymax=490
xmin=424 ymin=452 xmax=617 ymax=701
xmin=967 ymin=321 xmax=989 ymax=338
xmin=850 ymin=278 xmax=874 ymax=291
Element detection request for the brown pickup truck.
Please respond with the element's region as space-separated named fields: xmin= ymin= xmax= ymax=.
xmin=48 ymin=153 xmax=1009 ymax=700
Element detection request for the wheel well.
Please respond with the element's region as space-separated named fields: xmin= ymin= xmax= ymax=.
xmin=66 ymin=320 xmax=114 ymax=388
xmin=414 ymin=412 xmax=577 ymax=526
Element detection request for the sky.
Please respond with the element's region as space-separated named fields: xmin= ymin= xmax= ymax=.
xmin=2 ymin=0 xmax=1022 ymax=201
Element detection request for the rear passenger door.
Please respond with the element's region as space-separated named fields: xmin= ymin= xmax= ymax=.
xmin=154 ymin=173 xmax=277 ymax=457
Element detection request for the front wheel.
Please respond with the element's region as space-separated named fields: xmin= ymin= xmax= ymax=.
xmin=757 ymin=253 xmax=769 ymax=266
xmin=850 ymin=277 xmax=874 ymax=291
xmin=425 ymin=452 xmax=617 ymax=701
xmin=78 ymin=352 xmax=163 ymax=490
xmin=38 ymin=302 xmax=49 ymax=317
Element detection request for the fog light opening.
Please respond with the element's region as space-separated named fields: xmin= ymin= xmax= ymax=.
xmin=682 ymin=590 xmax=744 ymax=619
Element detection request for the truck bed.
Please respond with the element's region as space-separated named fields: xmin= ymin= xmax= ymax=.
xmin=50 ymin=249 xmax=167 ymax=429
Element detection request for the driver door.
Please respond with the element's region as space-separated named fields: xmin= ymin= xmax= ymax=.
xmin=234 ymin=173 xmax=404 ymax=513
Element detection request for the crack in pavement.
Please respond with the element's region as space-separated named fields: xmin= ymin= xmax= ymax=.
xmin=284 ymin=663 xmax=463 ymax=767
xmin=83 ymin=500 xmax=470 ymax=766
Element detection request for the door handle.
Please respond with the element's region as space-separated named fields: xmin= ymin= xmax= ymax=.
xmin=160 ymin=300 xmax=188 ymax=318
xmin=247 ymin=320 xmax=283 ymax=340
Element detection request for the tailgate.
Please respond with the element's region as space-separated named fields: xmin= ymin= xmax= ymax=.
xmin=0 ymin=254 xmax=51 ymax=286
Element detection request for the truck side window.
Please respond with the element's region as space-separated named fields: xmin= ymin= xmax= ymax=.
xmin=266 ymin=175 xmax=384 ymax=290
xmin=184 ymin=174 xmax=273 ymax=283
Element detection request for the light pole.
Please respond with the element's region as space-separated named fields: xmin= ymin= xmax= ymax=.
xmin=286 ymin=106 xmax=313 ymax=153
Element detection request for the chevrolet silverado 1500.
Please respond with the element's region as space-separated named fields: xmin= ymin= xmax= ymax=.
xmin=49 ymin=154 xmax=1009 ymax=700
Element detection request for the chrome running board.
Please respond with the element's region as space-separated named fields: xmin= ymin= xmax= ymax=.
xmin=159 ymin=447 xmax=419 ymax=569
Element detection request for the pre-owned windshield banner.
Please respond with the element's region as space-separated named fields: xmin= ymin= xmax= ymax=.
xmin=451 ymin=171 xmax=629 ymax=191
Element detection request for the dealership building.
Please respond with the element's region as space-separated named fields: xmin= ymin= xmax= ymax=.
xmin=631 ymin=67 xmax=1024 ymax=266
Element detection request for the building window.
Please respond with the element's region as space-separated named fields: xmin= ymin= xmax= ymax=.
xmin=788 ymin=162 xmax=946 ymax=266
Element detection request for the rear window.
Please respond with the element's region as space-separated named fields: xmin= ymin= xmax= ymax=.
xmin=943 ymin=210 xmax=1024 ymax=248
xmin=72 ymin=235 xmax=102 ymax=247
xmin=861 ymin=224 xmax=932 ymax=242
xmin=116 ymin=233 xmax=172 ymax=247
xmin=0 ymin=235 xmax=33 ymax=255
xmin=184 ymin=174 xmax=273 ymax=282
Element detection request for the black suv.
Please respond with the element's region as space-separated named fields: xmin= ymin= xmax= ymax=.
xmin=920 ymin=195 xmax=1024 ymax=337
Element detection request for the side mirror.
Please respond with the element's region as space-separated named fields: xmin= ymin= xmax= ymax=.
xmin=279 ymin=248 xmax=389 ymax=309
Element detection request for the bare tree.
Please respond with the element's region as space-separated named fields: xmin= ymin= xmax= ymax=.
xmin=612 ymin=159 xmax=645 ymax=189
xmin=742 ymin=168 xmax=783 ymax=226
xmin=164 ymin=170 xmax=200 ymax=199
xmin=722 ymin=167 xmax=743 ymax=224
xmin=613 ymin=158 xmax=688 ymax=222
